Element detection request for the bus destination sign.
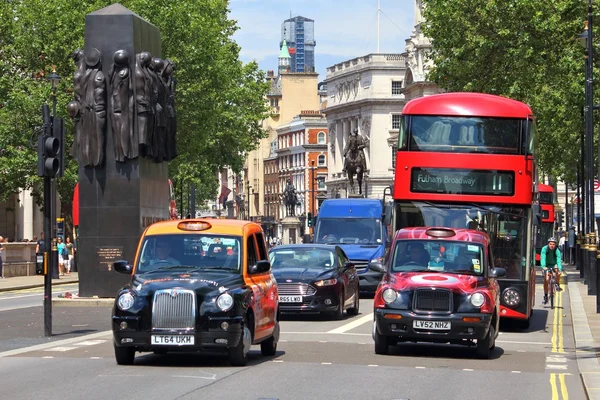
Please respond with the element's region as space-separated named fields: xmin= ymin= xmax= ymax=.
xmin=411 ymin=168 xmax=515 ymax=196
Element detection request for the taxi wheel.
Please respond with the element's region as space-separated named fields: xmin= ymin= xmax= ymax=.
xmin=229 ymin=319 xmax=252 ymax=366
xmin=260 ymin=320 xmax=279 ymax=356
xmin=373 ymin=321 xmax=389 ymax=355
xmin=476 ymin=325 xmax=494 ymax=359
xmin=114 ymin=345 xmax=135 ymax=365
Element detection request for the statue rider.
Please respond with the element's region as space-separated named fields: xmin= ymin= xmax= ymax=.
xmin=284 ymin=179 xmax=297 ymax=216
xmin=342 ymin=128 xmax=367 ymax=173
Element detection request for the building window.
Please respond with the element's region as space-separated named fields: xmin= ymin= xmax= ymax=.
xmin=317 ymin=178 xmax=326 ymax=190
xmin=318 ymin=154 xmax=326 ymax=166
xmin=317 ymin=131 xmax=326 ymax=144
xmin=391 ymin=114 xmax=401 ymax=130
xmin=391 ymin=144 xmax=398 ymax=169
xmin=391 ymin=81 xmax=403 ymax=95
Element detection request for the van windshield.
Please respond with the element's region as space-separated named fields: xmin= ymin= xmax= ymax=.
xmin=315 ymin=218 xmax=382 ymax=245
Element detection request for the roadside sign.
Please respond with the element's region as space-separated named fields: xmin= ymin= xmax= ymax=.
xmin=595 ymin=180 xmax=600 ymax=192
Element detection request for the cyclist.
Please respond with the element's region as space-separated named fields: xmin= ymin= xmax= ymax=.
xmin=540 ymin=237 xmax=562 ymax=304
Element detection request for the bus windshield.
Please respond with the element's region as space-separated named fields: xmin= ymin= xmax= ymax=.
xmin=399 ymin=116 xmax=522 ymax=154
xmin=394 ymin=201 xmax=528 ymax=280
xmin=315 ymin=218 xmax=382 ymax=245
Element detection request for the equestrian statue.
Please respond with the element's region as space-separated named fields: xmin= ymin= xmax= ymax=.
xmin=283 ymin=179 xmax=298 ymax=217
xmin=343 ymin=128 xmax=367 ymax=195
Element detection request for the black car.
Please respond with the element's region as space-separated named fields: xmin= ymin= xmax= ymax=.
xmin=268 ymin=244 xmax=359 ymax=319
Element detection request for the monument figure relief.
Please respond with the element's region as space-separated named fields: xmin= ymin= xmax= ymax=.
xmin=109 ymin=49 xmax=136 ymax=162
xmin=68 ymin=47 xmax=106 ymax=167
xmin=162 ymin=59 xmax=177 ymax=161
xmin=135 ymin=51 xmax=154 ymax=158
xmin=343 ymin=128 xmax=367 ymax=195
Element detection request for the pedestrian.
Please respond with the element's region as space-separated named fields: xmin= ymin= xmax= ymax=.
xmin=57 ymin=237 xmax=66 ymax=276
xmin=65 ymin=237 xmax=75 ymax=274
xmin=0 ymin=235 xmax=4 ymax=279
xmin=35 ymin=232 xmax=44 ymax=255
xmin=558 ymin=235 xmax=566 ymax=262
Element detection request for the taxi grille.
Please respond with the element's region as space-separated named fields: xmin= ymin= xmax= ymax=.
xmin=413 ymin=288 xmax=452 ymax=313
xmin=277 ymin=283 xmax=317 ymax=296
xmin=152 ymin=289 xmax=196 ymax=331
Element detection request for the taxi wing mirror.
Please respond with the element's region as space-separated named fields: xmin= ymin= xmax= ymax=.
xmin=491 ymin=267 xmax=506 ymax=278
xmin=369 ymin=261 xmax=386 ymax=273
xmin=250 ymin=260 xmax=271 ymax=274
xmin=114 ymin=260 xmax=132 ymax=274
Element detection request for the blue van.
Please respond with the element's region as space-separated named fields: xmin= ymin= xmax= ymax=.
xmin=313 ymin=198 xmax=391 ymax=293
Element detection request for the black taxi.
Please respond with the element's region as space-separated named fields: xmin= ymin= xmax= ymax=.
xmin=111 ymin=219 xmax=279 ymax=366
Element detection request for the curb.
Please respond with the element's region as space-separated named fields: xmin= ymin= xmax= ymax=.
xmin=53 ymin=297 xmax=114 ymax=307
xmin=568 ymin=275 xmax=600 ymax=400
xmin=0 ymin=280 xmax=79 ymax=293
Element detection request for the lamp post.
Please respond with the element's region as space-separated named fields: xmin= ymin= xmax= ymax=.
xmin=311 ymin=161 xmax=316 ymax=232
xmin=246 ymin=182 xmax=251 ymax=220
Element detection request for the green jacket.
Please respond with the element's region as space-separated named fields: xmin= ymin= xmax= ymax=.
xmin=540 ymin=245 xmax=562 ymax=271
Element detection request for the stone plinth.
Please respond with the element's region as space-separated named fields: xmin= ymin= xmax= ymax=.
xmin=281 ymin=217 xmax=302 ymax=245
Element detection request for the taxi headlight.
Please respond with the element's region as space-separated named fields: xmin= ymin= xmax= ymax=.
xmin=470 ymin=292 xmax=485 ymax=307
xmin=502 ymin=288 xmax=521 ymax=307
xmin=382 ymin=288 xmax=397 ymax=304
xmin=117 ymin=292 xmax=135 ymax=311
xmin=216 ymin=293 xmax=234 ymax=311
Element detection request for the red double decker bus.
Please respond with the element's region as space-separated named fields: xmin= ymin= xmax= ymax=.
xmin=392 ymin=92 xmax=538 ymax=327
xmin=535 ymin=183 xmax=555 ymax=264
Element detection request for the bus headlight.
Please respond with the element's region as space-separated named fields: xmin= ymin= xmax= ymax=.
xmin=470 ymin=292 xmax=485 ymax=307
xmin=117 ymin=292 xmax=135 ymax=311
xmin=502 ymin=288 xmax=521 ymax=308
xmin=382 ymin=288 xmax=397 ymax=304
xmin=216 ymin=293 xmax=234 ymax=311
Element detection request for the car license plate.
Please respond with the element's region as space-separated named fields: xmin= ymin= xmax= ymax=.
xmin=413 ymin=320 xmax=451 ymax=330
xmin=151 ymin=335 xmax=195 ymax=345
xmin=278 ymin=295 xmax=302 ymax=303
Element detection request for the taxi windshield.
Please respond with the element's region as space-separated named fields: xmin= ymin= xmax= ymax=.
xmin=392 ymin=240 xmax=485 ymax=276
xmin=136 ymin=234 xmax=242 ymax=273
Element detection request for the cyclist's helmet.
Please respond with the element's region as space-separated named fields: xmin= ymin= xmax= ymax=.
xmin=548 ymin=237 xmax=557 ymax=244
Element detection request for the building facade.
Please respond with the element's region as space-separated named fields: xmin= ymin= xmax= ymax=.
xmin=280 ymin=16 xmax=316 ymax=73
xmin=323 ymin=53 xmax=408 ymax=199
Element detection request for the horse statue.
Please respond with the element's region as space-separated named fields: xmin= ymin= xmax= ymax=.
xmin=283 ymin=179 xmax=298 ymax=216
xmin=343 ymin=129 xmax=367 ymax=195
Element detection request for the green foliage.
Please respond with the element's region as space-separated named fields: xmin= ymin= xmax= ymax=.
xmin=422 ymin=0 xmax=586 ymax=184
xmin=0 ymin=0 xmax=268 ymax=214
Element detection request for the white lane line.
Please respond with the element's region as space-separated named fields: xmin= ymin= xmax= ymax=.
xmin=546 ymin=364 xmax=568 ymax=370
xmin=496 ymin=340 xmax=552 ymax=345
xmin=368 ymin=364 xmax=378 ymax=367
xmin=75 ymin=340 xmax=107 ymax=346
xmin=511 ymin=371 xmax=521 ymax=374
xmin=415 ymin=366 xmax=426 ymax=369
xmin=321 ymin=362 xmax=332 ymax=365
xmin=272 ymin=360 xmax=284 ymax=363
xmin=44 ymin=347 xmax=78 ymax=352
xmin=463 ymin=369 xmax=474 ymax=372
xmin=327 ymin=313 xmax=373 ymax=334
xmin=172 ymin=375 xmax=216 ymax=380
xmin=90 ymin=357 xmax=102 ymax=359
xmin=42 ymin=356 xmax=54 ymax=359
xmin=0 ymin=330 xmax=112 ymax=358
xmin=546 ymin=356 xmax=567 ymax=363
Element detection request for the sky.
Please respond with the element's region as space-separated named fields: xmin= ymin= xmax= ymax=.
xmin=228 ymin=0 xmax=416 ymax=81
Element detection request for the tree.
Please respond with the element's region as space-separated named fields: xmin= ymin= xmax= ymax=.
xmin=0 ymin=0 xmax=268 ymax=215
xmin=422 ymin=0 xmax=586 ymax=182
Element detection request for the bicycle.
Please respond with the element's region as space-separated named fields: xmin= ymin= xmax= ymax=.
xmin=545 ymin=267 xmax=559 ymax=309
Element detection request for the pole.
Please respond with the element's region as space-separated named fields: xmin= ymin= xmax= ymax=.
xmin=311 ymin=161 xmax=316 ymax=234
xmin=586 ymin=0 xmax=597 ymax=295
xmin=247 ymin=181 xmax=251 ymax=220
xmin=190 ymin=183 xmax=196 ymax=218
xmin=43 ymin=175 xmax=52 ymax=337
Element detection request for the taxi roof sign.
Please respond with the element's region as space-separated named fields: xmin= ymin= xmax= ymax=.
xmin=177 ymin=221 xmax=212 ymax=231
xmin=425 ymin=228 xmax=456 ymax=238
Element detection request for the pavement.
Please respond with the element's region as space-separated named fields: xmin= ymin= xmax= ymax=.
xmin=4 ymin=266 xmax=600 ymax=398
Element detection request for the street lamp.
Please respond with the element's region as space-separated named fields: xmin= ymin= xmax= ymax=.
xmin=246 ymin=182 xmax=251 ymax=220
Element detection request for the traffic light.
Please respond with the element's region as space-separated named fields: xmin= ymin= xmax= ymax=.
xmin=37 ymin=105 xmax=64 ymax=178
xmin=558 ymin=211 xmax=564 ymax=226
xmin=307 ymin=212 xmax=313 ymax=227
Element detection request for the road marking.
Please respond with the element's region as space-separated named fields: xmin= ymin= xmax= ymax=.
xmin=90 ymin=357 xmax=102 ymax=359
xmin=551 ymin=291 xmax=565 ymax=353
xmin=318 ymin=341 xmax=328 ymax=343
xmin=327 ymin=313 xmax=373 ymax=334
xmin=0 ymin=289 xmax=76 ymax=301
xmin=321 ymin=362 xmax=332 ymax=365
xmin=463 ymin=368 xmax=474 ymax=371
xmin=546 ymin=365 xmax=568 ymax=370
xmin=76 ymin=340 xmax=107 ymax=346
xmin=546 ymin=356 xmax=567 ymax=363
xmin=368 ymin=364 xmax=378 ymax=367
xmin=511 ymin=371 xmax=521 ymax=373
xmin=42 ymin=356 xmax=53 ymax=359
xmin=44 ymin=347 xmax=77 ymax=352
xmin=0 ymin=330 xmax=112 ymax=358
xmin=172 ymin=375 xmax=216 ymax=380
xmin=272 ymin=360 xmax=284 ymax=363
xmin=550 ymin=373 xmax=569 ymax=400
xmin=415 ymin=366 xmax=426 ymax=369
